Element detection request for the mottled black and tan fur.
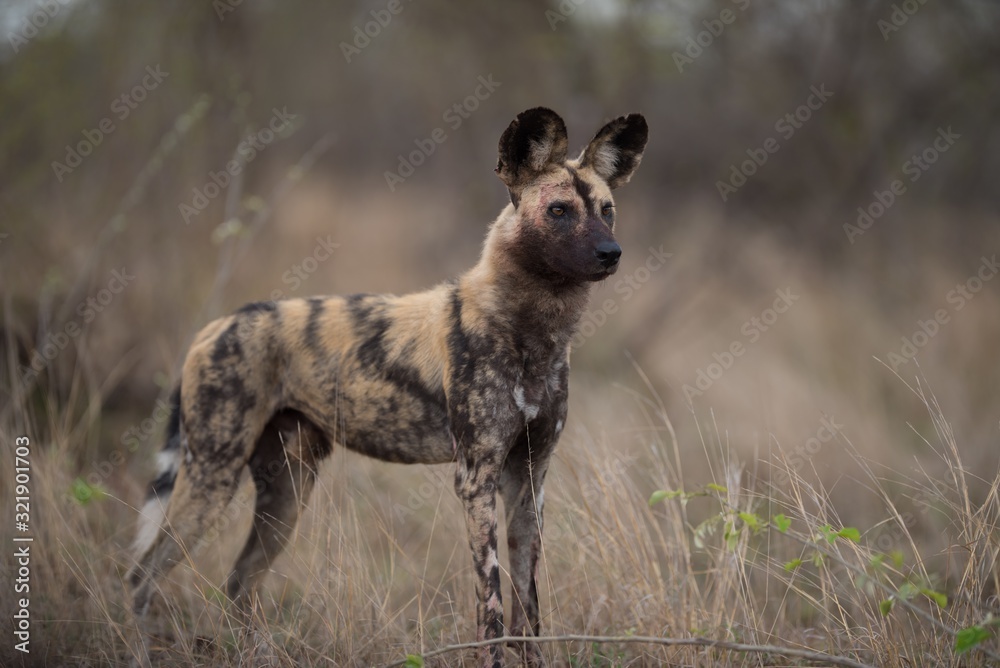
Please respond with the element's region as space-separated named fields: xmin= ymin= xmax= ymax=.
xmin=128 ymin=108 xmax=647 ymax=668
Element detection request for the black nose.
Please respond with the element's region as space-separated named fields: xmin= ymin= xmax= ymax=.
xmin=595 ymin=241 xmax=622 ymax=268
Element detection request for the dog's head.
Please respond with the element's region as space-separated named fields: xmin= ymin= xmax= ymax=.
xmin=495 ymin=107 xmax=647 ymax=285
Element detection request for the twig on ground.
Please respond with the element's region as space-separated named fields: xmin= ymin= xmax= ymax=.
xmin=384 ymin=633 xmax=876 ymax=668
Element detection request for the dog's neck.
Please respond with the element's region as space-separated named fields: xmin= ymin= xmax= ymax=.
xmin=460 ymin=207 xmax=593 ymax=352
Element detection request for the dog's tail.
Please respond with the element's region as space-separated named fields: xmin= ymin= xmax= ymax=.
xmin=131 ymin=384 xmax=183 ymax=559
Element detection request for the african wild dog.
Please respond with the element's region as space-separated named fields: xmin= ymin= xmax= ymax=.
xmin=128 ymin=107 xmax=647 ymax=667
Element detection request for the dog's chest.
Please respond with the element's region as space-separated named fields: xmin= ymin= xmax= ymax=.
xmin=510 ymin=345 xmax=567 ymax=423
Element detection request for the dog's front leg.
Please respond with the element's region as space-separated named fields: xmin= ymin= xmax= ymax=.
xmin=455 ymin=447 xmax=505 ymax=668
xmin=501 ymin=439 xmax=551 ymax=668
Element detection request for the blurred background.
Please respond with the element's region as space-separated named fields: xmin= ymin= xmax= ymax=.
xmin=4 ymin=0 xmax=998 ymax=493
xmin=1 ymin=0 xmax=1000 ymax=663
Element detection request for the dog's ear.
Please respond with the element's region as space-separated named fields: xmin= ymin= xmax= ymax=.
xmin=496 ymin=107 xmax=568 ymax=203
xmin=579 ymin=113 xmax=648 ymax=189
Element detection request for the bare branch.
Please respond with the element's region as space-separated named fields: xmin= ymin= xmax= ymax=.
xmin=384 ymin=633 xmax=876 ymax=668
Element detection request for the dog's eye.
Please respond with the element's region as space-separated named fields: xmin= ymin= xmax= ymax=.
xmin=602 ymin=204 xmax=614 ymax=217
xmin=549 ymin=205 xmax=565 ymax=217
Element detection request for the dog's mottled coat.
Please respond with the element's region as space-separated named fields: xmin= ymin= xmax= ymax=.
xmin=128 ymin=107 xmax=647 ymax=668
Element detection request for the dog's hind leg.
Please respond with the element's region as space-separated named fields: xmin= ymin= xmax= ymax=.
xmin=129 ymin=313 xmax=282 ymax=616
xmin=225 ymin=410 xmax=326 ymax=610
xmin=129 ymin=440 xmax=248 ymax=616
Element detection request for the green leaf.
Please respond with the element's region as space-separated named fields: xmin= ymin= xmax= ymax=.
xmin=693 ymin=515 xmax=721 ymax=549
xmin=724 ymin=521 xmax=739 ymax=551
xmin=815 ymin=524 xmax=859 ymax=543
xmin=870 ymin=554 xmax=886 ymax=570
xmin=836 ymin=527 xmax=861 ymax=542
xmin=898 ymin=582 xmax=919 ymax=601
xmin=817 ymin=524 xmax=837 ymax=544
xmin=921 ymin=588 xmax=948 ymax=609
xmin=706 ymin=483 xmax=728 ymax=493
xmin=404 ymin=654 xmax=425 ymax=668
xmin=955 ymin=626 xmax=992 ymax=654
xmin=784 ymin=558 xmax=803 ymax=572
xmin=70 ymin=478 xmax=107 ymax=506
xmin=738 ymin=512 xmax=760 ymax=532
xmin=890 ymin=551 xmax=905 ymax=568
xmin=648 ymin=489 xmax=683 ymax=506
xmin=772 ymin=514 xmax=791 ymax=533
xmin=879 ymin=598 xmax=894 ymax=616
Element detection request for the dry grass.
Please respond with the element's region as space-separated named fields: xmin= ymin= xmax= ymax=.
xmin=2 ymin=181 xmax=999 ymax=667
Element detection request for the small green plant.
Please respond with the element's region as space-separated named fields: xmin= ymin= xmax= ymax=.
xmin=955 ymin=617 xmax=1000 ymax=654
xmin=70 ymin=478 xmax=107 ymax=505
xmin=649 ymin=483 xmax=977 ymax=660
xmin=403 ymin=655 xmax=424 ymax=668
